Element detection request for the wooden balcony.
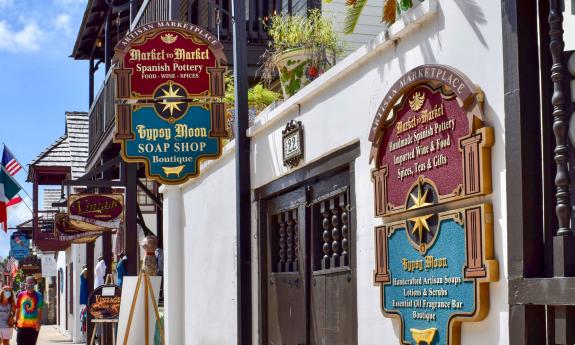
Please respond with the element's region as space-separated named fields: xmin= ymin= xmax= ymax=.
xmin=88 ymin=69 xmax=116 ymax=164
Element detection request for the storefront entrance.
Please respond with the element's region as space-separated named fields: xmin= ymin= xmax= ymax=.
xmin=258 ymin=145 xmax=359 ymax=345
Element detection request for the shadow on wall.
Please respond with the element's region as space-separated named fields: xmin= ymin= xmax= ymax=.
xmin=454 ymin=0 xmax=488 ymax=48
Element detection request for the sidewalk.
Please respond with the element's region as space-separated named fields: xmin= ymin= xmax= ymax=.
xmin=9 ymin=325 xmax=83 ymax=345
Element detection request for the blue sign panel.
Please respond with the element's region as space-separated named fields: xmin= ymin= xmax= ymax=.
xmin=374 ymin=204 xmax=498 ymax=345
xmin=121 ymin=105 xmax=222 ymax=184
xmin=10 ymin=232 xmax=30 ymax=260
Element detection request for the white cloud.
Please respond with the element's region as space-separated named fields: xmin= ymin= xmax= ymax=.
xmin=54 ymin=0 xmax=87 ymax=7
xmin=0 ymin=19 xmax=44 ymax=53
xmin=53 ymin=13 xmax=72 ymax=35
xmin=0 ymin=0 xmax=14 ymax=9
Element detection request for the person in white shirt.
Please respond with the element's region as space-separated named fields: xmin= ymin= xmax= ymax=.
xmin=94 ymin=256 xmax=107 ymax=288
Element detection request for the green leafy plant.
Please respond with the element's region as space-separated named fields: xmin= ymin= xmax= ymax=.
xmin=224 ymin=76 xmax=281 ymax=112
xmin=325 ymin=0 xmax=424 ymax=34
xmin=261 ymin=9 xmax=344 ymax=86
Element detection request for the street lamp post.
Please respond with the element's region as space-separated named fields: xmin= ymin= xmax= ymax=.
xmin=231 ymin=1 xmax=252 ymax=344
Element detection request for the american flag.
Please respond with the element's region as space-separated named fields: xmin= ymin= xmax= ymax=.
xmin=1 ymin=146 xmax=22 ymax=176
xmin=6 ymin=256 xmax=16 ymax=273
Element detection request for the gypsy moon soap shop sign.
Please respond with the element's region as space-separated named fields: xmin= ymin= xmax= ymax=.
xmin=114 ymin=21 xmax=229 ymax=185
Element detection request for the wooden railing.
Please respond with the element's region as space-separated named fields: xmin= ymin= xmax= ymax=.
xmin=131 ymin=0 xmax=170 ymax=30
xmin=131 ymin=0 xmax=319 ymax=43
xmin=88 ymin=69 xmax=116 ymax=155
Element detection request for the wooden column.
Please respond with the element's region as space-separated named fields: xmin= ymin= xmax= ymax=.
xmin=100 ymin=153 xmax=114 ymax=345
xmin=549 ymin=0 xmax=572 ymax=237
xmin=86 ymin=241 xmax=95 ymax=343
xmin=32 ymin=175 xmax=38 ymax=241
xmin=502 ymin=1 xmax=547 ymax=344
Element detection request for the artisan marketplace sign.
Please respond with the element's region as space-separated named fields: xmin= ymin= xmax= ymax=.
xmin=370 ymin=65 xmax=493 ymax=216
xmin=54 ymin=213 xmax=99 ymax=244
xmin=374 ymin=205 xmax=497 ymax=345
xmin=88 ymin=284 xmax=122 ymax=320
xmin=371 ymin=65 xmax=498 ymax=345
xmin=9 ymin=232 xmax=30 ymax=260
xmin=114 ymin=21 xmax=228 ymax=185
xmin=67 ymin=194 xmax=124 ymax=231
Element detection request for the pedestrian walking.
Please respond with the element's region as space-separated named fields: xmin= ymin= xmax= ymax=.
xmin=0 ymin=286 xmax=15 ymax=345
xmin=14 ymin=276 xmax=44 ymax=345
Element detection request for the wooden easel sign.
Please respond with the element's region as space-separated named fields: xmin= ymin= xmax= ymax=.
xmin=116 ymin=271 xmax=163 ymax=345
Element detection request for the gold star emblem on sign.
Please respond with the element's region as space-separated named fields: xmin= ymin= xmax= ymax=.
xmin=408 ymin=182 xmax=433 ymax=242
xmin=157 ymin=82 xmax=185 ymax=116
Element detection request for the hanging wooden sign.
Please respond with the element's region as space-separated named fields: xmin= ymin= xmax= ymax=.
xmin=374 ymin=204 xmax=498 ymax=345
xmin=67 ymin=194 xmax=124 ymax=231
xmin=88 ymin=284 xmax=122 ymax=320
xmin=113 ymin=21 xmax=228 ymax=185
xmin=54 ymin=213 xmax=100 ymax=243
xmin=9 ymin=232 xmax=30 ymax=260
xmin=369 ymin=64 xmax=493 ymax=217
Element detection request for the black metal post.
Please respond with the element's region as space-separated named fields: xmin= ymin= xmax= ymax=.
xmin=123 ymin=162 xmax=139 ymax=276
xmin=89 ymin=58 xmax=95 ymax=107
xmin=104 ymin=10 xmax=112 ymax=72
xmin=170 ymin=0 xmax=181 ymax=20
xmin=231 ymin=1 xmax=251 ymax=344
xmin=130 ymin=0 xmax=137 ymax=24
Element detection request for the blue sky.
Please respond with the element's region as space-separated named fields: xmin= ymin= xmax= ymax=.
xmin=0 ymin=0 xmax=95 ymax=257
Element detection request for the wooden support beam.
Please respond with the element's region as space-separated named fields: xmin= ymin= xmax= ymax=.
xmin=136 ymin=179 xmax=163 ymax=210
xmin=123 ymin=163 xmax=138 ymax=276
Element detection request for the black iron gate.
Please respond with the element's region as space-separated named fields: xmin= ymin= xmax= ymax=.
xmin=504 ymin=1 xmax=575 ymax=344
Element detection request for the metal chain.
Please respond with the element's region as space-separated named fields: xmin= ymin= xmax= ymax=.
xmin=215 ymin=7 xmax=221 ymax=40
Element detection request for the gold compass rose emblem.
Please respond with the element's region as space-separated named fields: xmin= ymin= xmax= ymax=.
xmin=157 ymin=82 xmax=185 ymax=116
xmin=408 ymin=182 xmax=433 ymax=243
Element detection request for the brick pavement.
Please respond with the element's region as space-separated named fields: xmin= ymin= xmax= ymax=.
xmin=9 ymin=325 xmax=84 ymax=345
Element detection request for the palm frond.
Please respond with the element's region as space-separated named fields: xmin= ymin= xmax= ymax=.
xmin=343 ymin=0 xmax=368 ymax=34
xmin=383 ymin=0 xmax=397 ymax=25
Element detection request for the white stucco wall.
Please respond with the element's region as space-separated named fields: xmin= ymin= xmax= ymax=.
xmin=56 ymin=244 xmax=85 ymax=343
xmin=56 ymin=251 xmax=67 ymax=334
xmin=163 ymin=1 xmax=509 ymax=344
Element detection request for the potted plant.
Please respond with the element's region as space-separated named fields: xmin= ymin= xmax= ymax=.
xmin=327 ymin=0 xmax=425 ymax=34
xmin=261 ymin=9 xmax=343 ymax=98
xmin=224 ymin=76 xmax=281 ymax=138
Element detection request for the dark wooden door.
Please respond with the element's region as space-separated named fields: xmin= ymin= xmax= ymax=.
xmin=264 ymin=168 xmax=357 ymax=345
xmin=308 ymin=171 xmax=357 ymax=345
xmin=266 ymin=188 xmax=307 ymax=345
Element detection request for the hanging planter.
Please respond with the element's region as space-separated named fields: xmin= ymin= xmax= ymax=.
xmin=261 ymin=9 xmax=343 ymax=99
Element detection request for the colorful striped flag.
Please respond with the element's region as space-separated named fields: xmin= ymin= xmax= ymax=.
xmin=0 ymin=167 xmax=21 ymax=231
xmin=1 ymin=146 xmax=22 ymax=176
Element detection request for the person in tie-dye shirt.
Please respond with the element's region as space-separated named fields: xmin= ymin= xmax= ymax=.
xmin=14 ymin=276 xmax=44 ymax=345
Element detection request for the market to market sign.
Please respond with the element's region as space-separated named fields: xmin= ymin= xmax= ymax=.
xmin=370 ymin=65 xmax=498 ymax=345
xmin=114 ymin=22 xmax=228 ymax=184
